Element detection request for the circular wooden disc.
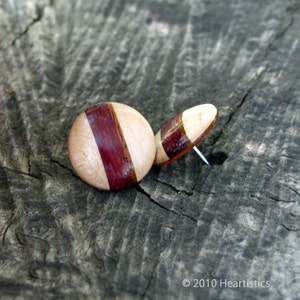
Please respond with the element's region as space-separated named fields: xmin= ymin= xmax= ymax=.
xmin=154 ymin=104 xmax=218 ymax=167
xmin=68 ymin=102 xmax=156 ymax=190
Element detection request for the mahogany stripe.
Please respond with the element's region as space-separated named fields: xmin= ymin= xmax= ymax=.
xmin=161 ymin=113 xmax=192 ymax=159
xmin=85 ymin=103 xmax=137 ymax=190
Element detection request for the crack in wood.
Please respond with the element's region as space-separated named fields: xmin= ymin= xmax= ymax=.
xmin=2 ymin=166 xmax=42 ymax=181
xmin=50 ymin=159 xmax=73 ymax=173
xmin=135 ymin=185 xmax=180 ymax=216
xmin=154 ymin=178 xmax=193 ymax=196
xmin=141 ymin=259 xmax=159 ymax=298
xmin=210 ymin=65 xmax=266 ymax=148
xmin=135 ymin=185 xmax=197 ymax=223
xmin=212 ymin=85 xmax=255 ymax=148
xmin=208 ymin=11 xmax=296 ymax=150
xmin=283 ymin=185 xmax=300 ymax=197
xmin=2 ymin=216 xmax=16 ymax=246
xmin=262 ymin=5 xmax=295 ymax=60
xmin=281 ymin=223 xmax=300 ymax=232
xmin=11 ymin=4 xmax=44 ymax=46
xmin=266 ymin=194 xmax=296 ymax=204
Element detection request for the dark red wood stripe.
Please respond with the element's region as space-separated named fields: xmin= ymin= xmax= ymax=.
xmin=161 ymin=113 xmax=192 ymax=159
xmin=85 ymin=103 xmax=137 ymax=190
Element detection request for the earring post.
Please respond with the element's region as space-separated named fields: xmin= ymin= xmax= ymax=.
xmin=192 ymin=146 xmax=210 ymax=166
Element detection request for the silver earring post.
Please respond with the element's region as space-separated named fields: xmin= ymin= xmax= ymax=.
xmin=193 ymin=146 xmax=210 ymax=166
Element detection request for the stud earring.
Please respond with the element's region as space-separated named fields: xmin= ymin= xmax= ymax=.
xmin=154 ymin=104 xmax=218 ymax=167
xmin=68 ymin=102 xmax=156 ymax=190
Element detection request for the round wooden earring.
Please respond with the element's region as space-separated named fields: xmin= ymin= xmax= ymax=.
xmin=154 ymin=104 xmax=218 ymax=167
xmin=68 ymin=102 xmax=156 ymax=190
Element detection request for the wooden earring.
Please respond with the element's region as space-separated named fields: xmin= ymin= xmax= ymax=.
xmin=68 ymin=102 xmax=156 ymax=190
xmin=154 ymin=104 xmax=218 ymax=167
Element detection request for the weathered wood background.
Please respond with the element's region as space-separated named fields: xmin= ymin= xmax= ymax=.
xmin=0 ymin=0 xmax=299 ymax=299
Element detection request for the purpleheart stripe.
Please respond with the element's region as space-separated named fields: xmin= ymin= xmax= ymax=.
xmin=161 ymin=113 xmax=192 ymax=159
xmin=85 ymin=103 xmax=137 ymax=190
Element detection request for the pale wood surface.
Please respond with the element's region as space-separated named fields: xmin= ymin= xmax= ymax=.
xmin=0 ymin=0 xmax=299 ymax=299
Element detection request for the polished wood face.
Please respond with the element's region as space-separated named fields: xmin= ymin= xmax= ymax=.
xmin=68 ymin=102 xmax=156 ymax=190
xmin=154 ymin=104 xmax=218 ymax=167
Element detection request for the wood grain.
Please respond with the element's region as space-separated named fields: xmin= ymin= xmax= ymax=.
xmin=0 ymin=0 xmax=299 ymax=299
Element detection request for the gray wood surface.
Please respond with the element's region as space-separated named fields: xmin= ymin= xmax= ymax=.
xmin=0 ymin=0 xmax=299 ymax=299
